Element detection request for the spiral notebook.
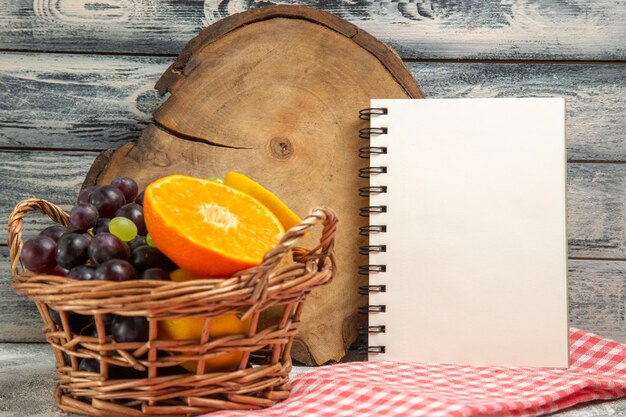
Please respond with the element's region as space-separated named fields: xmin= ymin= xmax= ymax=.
xmin=359 ymin=98 xmax=569 ymax=368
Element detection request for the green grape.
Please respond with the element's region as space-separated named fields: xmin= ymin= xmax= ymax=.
xmin=146 ymin=233 xmax=157 ymax=248
xmin=206 ymin=175 xmax=224 ymax=184
xmin=109 ymin=217 xmax=138 ymax=242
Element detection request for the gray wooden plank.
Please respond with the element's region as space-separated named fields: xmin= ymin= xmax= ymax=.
xmin=0 ymin=247 xmax=42 ymax=343
xmin=0 ymin=151 xmax=98 ymax=246
xmin=1 ymin=344 xmax=626 ymax=417
xmin=0 ymin=53 xmax=168 ymax=150
xmin=0 ymin=0 xmax=624 ymax=59
xmin=568 ymin=260 xmax=626 ymax=343
xmin=409 ymin=62 xmax=626 ymax=162
xmin=1 ymin=53 xmax=624 ymax=161
xmin=568 ymin=164 xmax=626 ymax=259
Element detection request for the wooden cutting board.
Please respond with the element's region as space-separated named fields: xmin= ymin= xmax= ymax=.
xmin=84 ymin=5 xmax=423 ymax=365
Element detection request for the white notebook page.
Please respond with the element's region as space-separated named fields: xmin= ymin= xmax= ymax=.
xmin=367 ymin=98 xmax=568 ymax=368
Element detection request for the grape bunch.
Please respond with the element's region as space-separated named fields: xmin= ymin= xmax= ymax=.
xmin=19 ymin=176 xmax=177 ymax=345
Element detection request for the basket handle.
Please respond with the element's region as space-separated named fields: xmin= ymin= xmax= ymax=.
xmin=236 ymin=206 xmax=338 ymax=311
xmin=7 ymin=198 xmax=70 ymax=276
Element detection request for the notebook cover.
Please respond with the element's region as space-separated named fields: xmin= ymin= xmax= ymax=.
xmin=367 ymin=97 xmax=568 ymax=368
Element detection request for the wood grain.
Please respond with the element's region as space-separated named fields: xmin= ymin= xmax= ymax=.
xmin=569 ymin=260 xmax=626 ymax=343
xmin=0 ymin=1 xmax=624 ymax=59
xmin=84 ymin=11 xmax=424 ymax=365
xmin=0 ymin=247 xmax=42 ymax=342
xmin=568 ymin=164 xmax=626 ymax=258
xmin=0 ymin=151 xmax=98 ymax=244
xmin=1 ymin=53 xmax=624 ymax=161
xmin=0 ymin=53 xmax=167 ymax=150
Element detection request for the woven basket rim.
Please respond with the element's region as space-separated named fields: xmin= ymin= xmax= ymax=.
xmin=8 ymin=198 xmax=338 ymax=319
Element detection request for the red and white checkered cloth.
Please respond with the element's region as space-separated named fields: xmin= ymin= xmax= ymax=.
xmin=204 ymin=328 xmax=626 ymax=417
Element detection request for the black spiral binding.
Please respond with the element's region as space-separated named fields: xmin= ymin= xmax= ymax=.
xmin=358 ymin=107 xmax=388 ymax=356
xmin=359 ymin=166 xmax=387 ymax=178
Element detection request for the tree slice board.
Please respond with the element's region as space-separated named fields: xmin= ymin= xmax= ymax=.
xmin=84 ymin=5 xmax=423 ymax=365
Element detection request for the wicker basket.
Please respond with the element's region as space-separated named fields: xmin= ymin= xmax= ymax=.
xmin=8 ymin=198 xmax=337 ymax=417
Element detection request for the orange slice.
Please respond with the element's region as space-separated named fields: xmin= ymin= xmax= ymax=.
xmin=224 ymin=172 xmax=301 ymax=231
xmin=159 ymin=268 xmax=251 ymax=373
xmin=143 ymin=175 xmax=284 ymax=277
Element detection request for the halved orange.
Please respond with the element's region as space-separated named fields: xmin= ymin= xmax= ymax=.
xmin=159 ymin=268 xmax=252 ymax=373
xmin=143 ymin=175 xmax=284 ymax=277
xmin=224 ymin=172 xmax=301 ymax=231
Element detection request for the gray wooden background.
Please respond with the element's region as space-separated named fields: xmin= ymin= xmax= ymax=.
xmin=0 ymin=0 xmax=625 ymax=416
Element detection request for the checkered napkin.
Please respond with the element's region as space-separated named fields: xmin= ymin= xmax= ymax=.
xmin=205 ymin=329 xmax=626 ymax=417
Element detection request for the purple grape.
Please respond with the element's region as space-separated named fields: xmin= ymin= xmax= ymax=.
xmin=141 ymin=268 xmax=170 ymax=281
xmin=130 ymin=245 xmax=176 ymax=273
xmin=51 ymin=265 xmax=69 ymax=277
xmin=102 ymin=313 xmax=115 ymax=332
xmin=79 ymin=358 xmax=100 ymax=373
xmin=47 ymin=308 xmax=92 ymax=334
xmin=111 ymin=176 xmax=138 ymax=203
xmin=93 ymin=218 xmax=111 ymax=234
xmin=94 ymin=259 xmax=137 ymax=281
xmin=77 ymin=185 xmax=97 ymax=204
xmin=88 ymin=233 xmax=129 ymax=265
xmin=112 ymin=315 xmax=148 ymax=343
xmin=56 ymin=233 xmax=90 ymax=269
xmin=89 ymin=185 xmax=126 ymax=218
xmin=115 ymin=203 xmax=147 ymax=236
xmin=20 ymin=236 xmax=57 ymax=273
xmin=67 ymin=265 xmax=96 ymax=280
xmin=69 ymin=202 xmax=99 ymax=230
xmin=135 ymin=190 xmax=145 ymax=206
xmin=39 ymin=225 xmax=67 ymax=242
xmin=129 ymin=236 xmax=147 ymax=251
xmin=61 ymin=227 xmax=92 ymax=241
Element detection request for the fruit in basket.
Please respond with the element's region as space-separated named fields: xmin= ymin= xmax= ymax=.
xmin=20 ymin=236 xmax=57 ymax=273
xmin=88 ymin=233 xmax=130 ymax=265
xmin=145 ymin=233 xmax=157 ymax=248
xmin=67 ymin=265 xmax=96 ymax=280
xmin=92 ymin=218 xmax=110 ymax=234
xmin=141 ymin=267 xmax=170 ymax=280
xmin=69 ymin=202 xmax=99 ymax=230
xmin=77 ymin=185 xmax=97 ymax=204
xmin=160 ymin=268 xmax=252 ymax=372
xmin=109 ymin=217 xmax=138 ymax=242
xmin=111 ymin=176 xmax=139 ymax=203
xmin=48 ymin=307 xmax=92 ymax=334
xmin=115 ymin=203 xmax=146 ymax=235
xmin=135 ymin=190 xmax=145 ymax=206
xmin=40 ymin=225 xmax=67 ymax=242
xmin=94 ymin=259 xmax=137 ymax=281
xmin=56 ymin=233 xmax=90 ymax=269
xmin=79 ymin=358 xmax=100 ymax=373
xmin=224 ymin=171 xmax=301 ymax=231
xmin=112 ymin=316 xmax=149 ymax=343
xmin=130 ymin=245 xmax=175 ymax=273
xmin=143 ymin=175 xmax=284 ymax=277
xmin=89 ymin=185 xmax=126 ymax=218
